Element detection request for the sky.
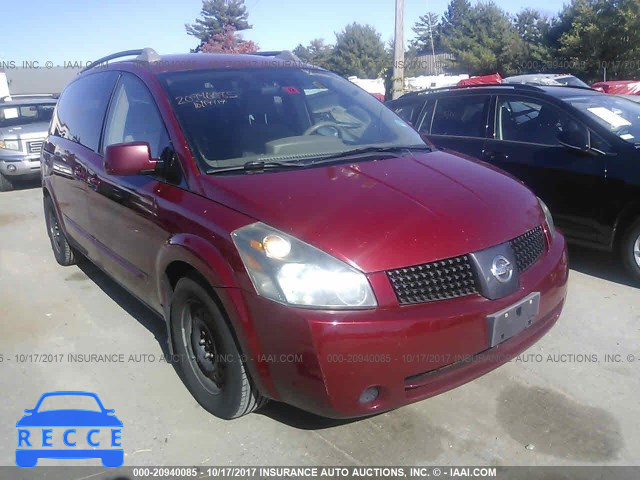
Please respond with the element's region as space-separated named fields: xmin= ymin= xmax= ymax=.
xmin=1 ymin=0 xmax=560 ymax=66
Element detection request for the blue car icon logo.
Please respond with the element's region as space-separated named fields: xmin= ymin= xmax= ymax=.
xmin=16 ymin=391 xmax=123 ymax=468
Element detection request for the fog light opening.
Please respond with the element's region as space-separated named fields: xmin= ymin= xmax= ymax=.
xmin=7 ymin=164 xmax=17 ymax=172
xmin=359 ymin=386 xmax=380 ymax=404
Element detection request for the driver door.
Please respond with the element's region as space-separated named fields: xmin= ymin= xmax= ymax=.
xmin=86 ymin=73 xmax=179 ymax=305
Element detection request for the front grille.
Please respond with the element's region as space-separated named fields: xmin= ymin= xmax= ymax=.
xmin=387 ymin=226 xmax=546 ymax=305
xmin=387 ymin=255 xmax=478 ymax=305
xmin=510 ymin=225 xmax=545 ymax=272
xmin=27 ymin=140 xmax=43 ymax=154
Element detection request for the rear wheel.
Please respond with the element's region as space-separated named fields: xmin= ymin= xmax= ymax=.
xmin=170 ymin=275 xmax=266 ymax=419
xmin=0 ymin=173 xmax=14 ymax=192
xmin=620 ymin=217 xmax=640 ymax=284
xmin=44 ymin=196 xmax=77 ymax=266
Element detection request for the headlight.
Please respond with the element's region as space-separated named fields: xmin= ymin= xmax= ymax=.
xmin=232 ymin=222 xmax=377 ymax=308
xmin=0 ymin=139 xmax=20 ymax=151
xmin=537 ymin=197 xmax=555 ymax=239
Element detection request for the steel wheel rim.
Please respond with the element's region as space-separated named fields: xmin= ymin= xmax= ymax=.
xmin=634 ymin=234 xmax=640 ymax=269
xmin=48 ymin=209 xmax=62 ymax=254
xmin=185 ymin=299 xmax=225 ymax=391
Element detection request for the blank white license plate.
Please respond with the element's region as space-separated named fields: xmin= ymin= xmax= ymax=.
xmin=487 ymin=292 xmax=540 ymax=347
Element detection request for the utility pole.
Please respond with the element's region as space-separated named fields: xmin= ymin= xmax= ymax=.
xmin=428 ymin=13 xmax=436 ymax=57
xmin=392 ymin=0 xmax=405 ymax=99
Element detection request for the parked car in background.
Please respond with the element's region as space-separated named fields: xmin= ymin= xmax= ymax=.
xmin=592 ymin=80 xmax=640 ymax=95
xmin=387 ymin=84 xmax=640 ymax=282
xmin=503 ymin=74 xmax=591 ymax=89
xmin=0 ymin=95 xmax=57 ymax=191
xmin=42 ymin=49 xmax=567 ymax=420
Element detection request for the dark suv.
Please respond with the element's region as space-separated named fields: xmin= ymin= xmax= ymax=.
xmin=42 ymin=50 xmax=567 ymax=419
xmin=388 ymin=84 xmax=640 ymax=282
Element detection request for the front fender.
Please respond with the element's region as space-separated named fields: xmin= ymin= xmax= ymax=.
xmin=154 ymin=234 xmax=278 ymax=399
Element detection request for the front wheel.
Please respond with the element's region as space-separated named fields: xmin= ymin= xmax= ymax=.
xmin=0 ymin=173 xmax=14 ymax=192
xmin=620 ymin=218 xmax=640 ymax=284
xmin=170 ymin=275 xmax=266 ymax=419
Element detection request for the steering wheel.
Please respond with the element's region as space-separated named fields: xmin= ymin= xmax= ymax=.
xmin=303 ymin=122 xmax=346 ymax=138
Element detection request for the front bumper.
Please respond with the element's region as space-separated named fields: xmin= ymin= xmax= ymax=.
xmin=0 ymin=156 xmax=41 ymax=177
xmin=231 ymin=231 xmax=568 ymax=418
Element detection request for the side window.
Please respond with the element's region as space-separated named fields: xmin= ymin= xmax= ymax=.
xmin=53 ymin=72 xmax=119 ymax=151
xmin=497 ymin=96 xmax=587 ymax=146
xmin=103 ymin=73 xmax=171 ymax=159
xmin=393 ymin=103 xmax=418 ymax=124
xmin=430 ymin=95 xmax=490 ymax=137
xmin=590 ymin=132 xmax=610 ymax=152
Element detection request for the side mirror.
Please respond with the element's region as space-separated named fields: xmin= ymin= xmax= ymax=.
xmin=557 ymin=130 xmax=589 ymax=152
xmin=104 ymin=142 xmax=157 ymax=176
xmin=24 ymin=409 xmax=34 ymax=414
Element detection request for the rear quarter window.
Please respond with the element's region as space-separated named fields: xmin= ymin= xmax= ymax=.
xmin=51 ymin=71 xmax=119 ymax=151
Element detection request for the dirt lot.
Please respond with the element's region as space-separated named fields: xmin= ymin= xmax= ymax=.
xmin=0 ymin=182 xmax=639 ymax=471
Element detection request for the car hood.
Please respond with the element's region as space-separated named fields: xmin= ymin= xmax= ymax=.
xmin=0 ymin=121 xmax=49 ymax=139
xmin=200 ymin=151 xmax=544 ymax=272
xmin=16 ymin=410 xmax=123 ymax=427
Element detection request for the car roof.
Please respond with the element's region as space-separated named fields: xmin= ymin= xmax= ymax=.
xmin=80 ymin=51 xmax=315 ymax=77
xmin=536 ymin=85 xmax=602 ymax=98
xmin=391 ymin=84 xmax=600 ymax=103
xmin=504 ymin=73 xmax=573 ymax=81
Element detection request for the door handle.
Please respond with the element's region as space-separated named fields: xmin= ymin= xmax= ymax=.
xmin=73 ymin=165 xmax=86 ymax=180
xmin=484 ymin=151 xmax=509 ymax=161
xmin=87 ymin=173 xmax=100 ymax=191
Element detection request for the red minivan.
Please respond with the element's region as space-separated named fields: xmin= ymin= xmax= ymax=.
xmin=42 ymin=49 xmax=568 ymax=419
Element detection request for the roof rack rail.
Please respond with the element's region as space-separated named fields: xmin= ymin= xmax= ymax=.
xmin=80 ymin=48 xmax=160 ymax=73
xmin=399 ymin=82 xmax=544 ymax=98
xmin=509 ymin=83 xmax=595 ymax=91
xmin=250 ymin=50 xmax=302 ymax=62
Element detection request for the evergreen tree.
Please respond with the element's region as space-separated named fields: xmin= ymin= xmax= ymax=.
xmin=412 ymin=12 xmax=443 ymax=54
xmin=331 ymin=23 xmax=387 ymax=78
xmin=186 ymin=0 xmax=251 ymax=47
xmin=292 ymin=39 xmax=334 ymax=68
xmin=440 ymin=1 xmax=524 ymax=75
xmin=515 ymin=9 xmax=552 ymax=68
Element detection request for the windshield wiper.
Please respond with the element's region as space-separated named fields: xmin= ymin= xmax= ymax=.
xmin=311 ymin=145 xmax=432 ymax=165
xmin=207 ymin=160 xmax=306 ymax=175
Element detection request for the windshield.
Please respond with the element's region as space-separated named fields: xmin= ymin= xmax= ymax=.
xmin=565 ymin=95 xmax=640 ymax=143
xmin=160 ymin=68 xmax=424 ymax=170
xmin=0 ymin=103 xmax=55 ymax=128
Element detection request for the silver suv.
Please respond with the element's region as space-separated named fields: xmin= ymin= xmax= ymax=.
xmin=0 ymin=95 xmax=57 ymax=191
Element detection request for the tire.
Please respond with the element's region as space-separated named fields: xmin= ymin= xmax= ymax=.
xmin=170 ymin=275 xmax=266 ymax=419
xmin=620 ymin=217 xmax=640 ymax=284
xmin=44 ymin=195 xmax=77 ymax=266
xmin=0 ymin=172 xmax=14 ymax=192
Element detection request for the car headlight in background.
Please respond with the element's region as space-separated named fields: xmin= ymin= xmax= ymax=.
xmin=0 ymin=139 xmax=20 ymax=151
xmin=537 ymin=197 xmax=555 ymax=239
xmin=232 ymin=222 xmax=377 ymax=308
